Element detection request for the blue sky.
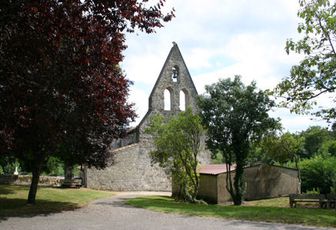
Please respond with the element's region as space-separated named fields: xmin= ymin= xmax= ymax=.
xmin=122 ymin=0 xmax=329 ymax=133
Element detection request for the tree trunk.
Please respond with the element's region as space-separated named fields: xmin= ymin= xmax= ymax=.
xmin=233 ymin=163 xmax=244 ymax=205
xmin=64 ymin=164 xmax=73 ymax=182
xmin=62 ymin=162 xmax=74 ymax=188
xmin=295 ymin=156 xmax=301 ymax=194
xmin=27 ymin=166 xmax=41 ymax=204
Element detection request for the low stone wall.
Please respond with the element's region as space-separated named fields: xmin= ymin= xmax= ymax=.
xmin=87 ymin=143 xmax=172 ymax=191
xmin=0 ymin=175 xmax=64 ymax=187
xmin=87 ymin=132 xmax=211 ymax=192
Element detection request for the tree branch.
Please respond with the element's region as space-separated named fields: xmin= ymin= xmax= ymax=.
xmin=317 ymin=14 xmax=336 ymax=56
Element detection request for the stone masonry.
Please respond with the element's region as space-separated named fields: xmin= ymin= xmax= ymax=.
xmin=86 ymin=43 xmax=210 ymax=191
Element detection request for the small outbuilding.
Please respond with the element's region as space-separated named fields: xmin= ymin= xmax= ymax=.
xmin=198 ymin=164 xmax=300 ymax=204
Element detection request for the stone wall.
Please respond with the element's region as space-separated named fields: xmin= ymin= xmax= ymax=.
xmin=110 ymin=129 xmax=139 ymax=149
xmin=0 ymin=175 xmax=64 ymax=187
xmin=86 ymin=142 xmax=171 ymax=191
xmin=147 ymin=43 xmax=199 ymax=114
xmin=86 ymin=43 xmax=211 ymax=192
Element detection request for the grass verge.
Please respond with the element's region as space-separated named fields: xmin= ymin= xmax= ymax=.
xmin=127 ymin=196 xmax=336 ymax=228
xmin=0 ymin=184 xmax=114 ymax=219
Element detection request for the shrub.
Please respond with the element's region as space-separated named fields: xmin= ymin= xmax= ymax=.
xmin=44 ymin=157 xmax=64 ymax=176
xmin=306 ymin=188 xmax=320 ymax=194
xmin=299 ymin=155 xmax=336 ymax=194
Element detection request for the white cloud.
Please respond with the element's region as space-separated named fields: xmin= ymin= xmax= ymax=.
xmin=269 ymin=108 xmax=329 ymax=133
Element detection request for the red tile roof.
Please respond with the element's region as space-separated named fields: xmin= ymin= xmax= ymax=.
xmin=199 ymin=164 xmax=236 ymax=175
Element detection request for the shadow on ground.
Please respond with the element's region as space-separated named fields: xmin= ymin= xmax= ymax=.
xmin=0 ymin=198 xmax=80 ymax=222
xmin=94 ymin=195 xmax=171 ymax=208
xmin=0 ymin=186 xmax=15 ymax=195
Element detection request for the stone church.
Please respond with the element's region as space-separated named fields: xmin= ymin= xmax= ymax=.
xmin=86 ymin=42 xmax=210 ymax=191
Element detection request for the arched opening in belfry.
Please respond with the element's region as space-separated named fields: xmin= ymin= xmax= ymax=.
xmin=179 ymin=89 xmax=189 ymax=111
xmin=164 ymin=88 xmax=172 ymax=110
xmin=171 ymin=65 xmax=179 ymax=82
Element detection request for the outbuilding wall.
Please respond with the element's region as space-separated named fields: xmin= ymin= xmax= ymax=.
xmin=198 ymin=164 xmax=299 ymax=204
xmin=217 ymin=173 xmax=234 ymax=203
xmin=243 ymin=165 xmax=299 ymax=200
xmin=198 ymin=174 xmax=218 ymax=203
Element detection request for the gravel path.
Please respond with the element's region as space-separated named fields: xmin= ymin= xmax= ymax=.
xmin=0 ymin=192 xmax=334 ymax=230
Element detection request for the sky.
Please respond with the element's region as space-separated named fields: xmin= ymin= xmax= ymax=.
xmin=121 ymin=0 xmax=330 ymax=133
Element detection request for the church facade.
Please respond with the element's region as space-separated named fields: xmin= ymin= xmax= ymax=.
xmin=86 ymin=43 xmax=210 ymax=191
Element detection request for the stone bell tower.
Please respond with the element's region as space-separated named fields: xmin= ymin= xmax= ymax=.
xmin=86 ymin=42 xmax=209 ymax=192
xmin=148 ymin=42 xmax=199 ymax=113
xmin=137 ymin=42 xmax=199 ymax=138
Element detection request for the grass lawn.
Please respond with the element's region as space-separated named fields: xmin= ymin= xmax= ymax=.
xmin=127 ymin=196 xmax=336 ymax=228
xmin=0 ymin=184 xmax=114 ymax=219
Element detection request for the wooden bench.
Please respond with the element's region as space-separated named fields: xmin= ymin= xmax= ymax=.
xmin=61 ymin=178 xmax=82 ymax=188
xmin=289 ymin=194 xmax=327 ymax=208
xmin=326 ymin=194 xmax=336 ymax=209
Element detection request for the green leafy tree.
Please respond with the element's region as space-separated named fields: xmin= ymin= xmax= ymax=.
xmin=300 ymin=126 xmax=331 ymax=157
xmin=44 ymin=157 xmax=64 ymax=176
xmin=275 ymin=0 xmax=336 ymax=120
xmin=146 ymin=108 xmax=204 ymax=202
xmin=199 ymin=76 xmax=280 ymax=205
xmin=0 ymin=155 xmax=17 ymax=175
xmin=261 ymin=133 xmax=304 ymax=164
xmin=299 ymin=155 xmax=336 ymax=194
xmin=260 ymin=132 xmax=304 ymax=187
xmin=319 ymin=139 xmax=336 ymax=156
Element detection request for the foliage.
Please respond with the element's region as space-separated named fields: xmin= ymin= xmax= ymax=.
xmin=275 ymin=0 xmax=336 ymax=121
xmin=300 ymin=126 xmax=331 ymax=157
xmin=318 ymin=139 xmax=336 ymax=156
xmin=0 ymin=156 xmax=17 ymax=175
xmin=330 ymin=183 xmax=336 ymax=194
xmin=146 ymin=108 xmax=204 ymax=202
xmin=299 ymin=155 xmax=336 ymax=194
xmin=260 ymin=133 xmax=305 ymax=179
xmin=246 ymin=144 xmax=270 ymax=165
xmin=0 ymin=0 xmax=173 ymax=204
xmin=0 ymin=185 xmax=114 ymax=218
xmin=127 ymin=196 xmax=336 ymax=228
xmin=198 ymin=76 xmax=280 ymax=205
xmin=305 ymin=188 xmax=321 ymax=194
xmin=43 ymin=157 xmax=64 ymax=176
xmin=211 ymin=151 xmax=224 ymax=164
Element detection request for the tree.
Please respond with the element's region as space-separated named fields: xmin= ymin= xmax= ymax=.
xmin=319 ymin=139 xmax=336 ymax=156
xmin=146 ymin=108 xmax=204 ymax=202
xmin=261 ymin=133 xmax=305 ymax=164
xmin=199 ymin=76 xmax=279 ymax=205
xmin=299 ymin=155 xmax=336 ymax=194
xmin=0 ymin=0 xmax=173 ymax=204
xmin=260 ymin=132 xmax=304 ymax=189
xmin=300 ymin=126 xmax=331 ymax=157
xmin=275 ymin=0 xmax=336 ymax=121
xmin=0 ymin=155 xmax=17 ymax=175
